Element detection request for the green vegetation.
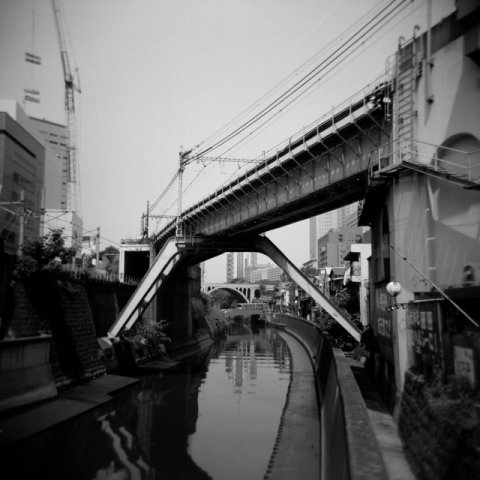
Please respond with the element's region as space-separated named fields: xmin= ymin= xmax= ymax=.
xmin=125 ymin=320 xmax=170 ymax=360
xmin=400 ymin=370 xmax=480 ymax=479
xmin=13 ymin=228 xmax=76 ymax=281
xmin=314 ymin=288 xmax=362 ymax=351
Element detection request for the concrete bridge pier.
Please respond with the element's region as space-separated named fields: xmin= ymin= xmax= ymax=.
xmin=156 ymin=264 xmax=199 ymax=340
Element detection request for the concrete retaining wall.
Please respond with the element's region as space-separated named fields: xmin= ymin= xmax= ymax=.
xmin=275 ymin=314 xmax=388 ymax=480
xmin=5 ymin=276 xmax=106 ymax=390
xmin=0 ymin=335 xmax=57 ymax=412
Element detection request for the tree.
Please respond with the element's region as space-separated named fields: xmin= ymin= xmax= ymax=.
xmin=13 ymin=228 xmax=76 ymax=281
xmin=315 ymin=288 xmax=362 ymax=351
xmin=100 ymin=246 xmax=119 ymax=276
xmin=210 ymin=290 xmax=237 ymax=309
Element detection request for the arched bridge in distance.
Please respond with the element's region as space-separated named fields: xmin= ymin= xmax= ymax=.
xmin=202 ymin=283 xmax=260 ymax=303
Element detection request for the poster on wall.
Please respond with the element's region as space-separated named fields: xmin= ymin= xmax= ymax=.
xmin=374 ymin=284 xmax=394 ymax=363
xmin=453 ymin=346 xmax=476 ymax=388
xmin=406 ymin=300 xmax=442 ymax=373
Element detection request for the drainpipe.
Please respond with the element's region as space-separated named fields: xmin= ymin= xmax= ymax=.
xmin=425 ymin=207 xmax=437 ymax=285
xmin=425 ymin=0 xmax=434 ymax=105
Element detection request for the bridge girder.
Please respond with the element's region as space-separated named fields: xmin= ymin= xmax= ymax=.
xmin=154 ymin=84 xmax=391 ymax=251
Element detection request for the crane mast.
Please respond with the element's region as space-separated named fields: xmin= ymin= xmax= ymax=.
xmin=51 ymin=0 xmax=80 ymax=213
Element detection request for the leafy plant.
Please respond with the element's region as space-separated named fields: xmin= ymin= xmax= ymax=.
xmin=13 ymin=228 xmax=76 ymax=281
xmin=314 ymin=288 xmax=361 ymax=350
xmin=126 ymin=320 xmax=170 ymax=358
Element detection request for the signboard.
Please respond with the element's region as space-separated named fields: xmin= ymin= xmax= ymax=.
xmin=454 ymin=346 xmax=476 ymax=388
xmin=406 ymin=301 xmax=442 ymax=374
xmin=375 ymin=284 xmax=394 ymax=362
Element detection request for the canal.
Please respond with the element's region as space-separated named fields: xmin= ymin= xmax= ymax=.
xmin=2 ymin=324 xmax=295 ymax=480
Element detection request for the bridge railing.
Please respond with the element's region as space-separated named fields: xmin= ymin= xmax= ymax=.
xmin=367 ymin=138 xmax=480 ymax=185
xmin=276 ymin=314 xmax=388 ymax=480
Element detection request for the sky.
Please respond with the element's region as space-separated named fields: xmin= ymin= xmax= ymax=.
xmin=0 ymin=0 xmax=455 ymax=281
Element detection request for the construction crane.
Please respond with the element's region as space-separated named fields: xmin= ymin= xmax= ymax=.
xmin=51 ymin=0 xmax=81 ymax=213
xmin=176 ymin=148 xmax=262 ymax=237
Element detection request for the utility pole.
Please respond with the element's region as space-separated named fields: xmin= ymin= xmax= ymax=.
xmin=17 ymin=189 xmax=25 ymax=257
xmin=145 ymin=200 xmax=150 ymax=238
xmin=175 ymin=147 xmax=259 ymax=238
xmin=95 ymin=227 xmax=100 ymax=268
xmin=176 ymin=146 xmax=192 ymax=238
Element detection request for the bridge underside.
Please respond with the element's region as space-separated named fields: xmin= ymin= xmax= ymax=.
xmin=108 ymin=235 xmax=361 ymax=342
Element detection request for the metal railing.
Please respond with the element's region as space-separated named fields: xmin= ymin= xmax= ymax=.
xmin=367 ymin=138 xmax=480 ymax=183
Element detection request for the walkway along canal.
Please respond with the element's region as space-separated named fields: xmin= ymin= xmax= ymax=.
xmin=0 ymin=323 xmax=321 ymax=480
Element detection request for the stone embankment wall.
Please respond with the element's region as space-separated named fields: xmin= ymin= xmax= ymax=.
xmin=398 ymin=370 xmax=480 ymax=480
xmin=5 ymin=276 xmax=135 ymax=390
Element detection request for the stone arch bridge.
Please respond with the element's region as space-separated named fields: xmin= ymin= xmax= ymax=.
xmin=202 ymin=283 xmax=260 ymax=303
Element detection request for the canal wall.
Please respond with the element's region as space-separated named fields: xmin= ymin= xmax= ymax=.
xmin=1 ymin=276 xmax=138 ymax=405
xmin=274 ymin=314 xmax=388 ymax=480
xmin=5 ymin=278 xmax=107 ymax=390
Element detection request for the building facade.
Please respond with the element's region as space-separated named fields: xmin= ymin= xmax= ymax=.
xmin=309 ymin=203 xmax=359 ymax=260
xmin=0 ymin=101 xmax=45 ymax=256
xmin=360 ymin=1 xmax=480 ymax=410
xmin=29 ymin=117 xmax=82 ymax=254
xmin=317 ymin=226 xmax=366 ymax=269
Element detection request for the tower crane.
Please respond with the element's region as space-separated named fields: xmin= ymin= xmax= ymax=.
xmin=51 ymin=0 xmax=81 ymax=213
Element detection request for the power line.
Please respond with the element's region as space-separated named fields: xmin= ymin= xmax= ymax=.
xmin=166 ymin=0 xmax=417 ymax=215
xmin=192 ymin=0 xmax=390 ymax=155
xmin=193 ymin=0 xmax=406 ymax=159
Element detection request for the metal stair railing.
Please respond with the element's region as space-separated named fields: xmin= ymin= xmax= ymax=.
xmin=108 ymin=237 xmax=182 ymax=338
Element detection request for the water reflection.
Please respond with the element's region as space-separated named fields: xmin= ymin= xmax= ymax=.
xmin=190 ymin=324 xmax=291 ymax=480
xmin=0 ymin=326 xmax=291 ymax=480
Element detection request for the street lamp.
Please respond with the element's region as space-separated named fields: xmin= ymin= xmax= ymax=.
xmin=386 ymin=281 xmax=401 ymax=297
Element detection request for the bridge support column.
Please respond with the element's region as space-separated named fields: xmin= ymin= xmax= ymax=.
xmin=157 ymin=265 xmax=198 ymax=340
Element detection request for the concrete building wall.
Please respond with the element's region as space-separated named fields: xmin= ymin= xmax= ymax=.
xmin=366 ymin=6 xmax=480 ymax=412
xmin=0 ymin=104 xmax=45 ymax=255
xmin=29 ymin=117 xmax=67 ymax=211
xmin=317 ymin=226 xmax=365 ymax=268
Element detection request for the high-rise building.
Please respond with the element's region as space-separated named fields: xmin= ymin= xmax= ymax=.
xmin=226 ymin=252 xmax=234 ymax=281
xmin=0 ymin=100 xmax=45 ymax=256
xmin=28 ymin=116 xmax=82 ymax=253
xmin=309 ymin=203 xmax=359 ymax=260
xmin=236 ymin=252 xmax=244 ymax=279
xmin=29 ymin=117 xmax=68 ymax=211
xmin=317 ymin=225 xmax=366 ymax=268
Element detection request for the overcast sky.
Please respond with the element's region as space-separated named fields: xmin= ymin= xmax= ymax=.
xmin=0 ymin=0 xmax=454 ymax=281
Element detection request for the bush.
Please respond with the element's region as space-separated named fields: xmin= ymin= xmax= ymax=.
xmin=13 ymin=228 xmax=76 ymax=282
xmin=126 ymin=320 xmax=170 ymax=360
xmin=314 ymin=288 xmax=362 ymax=350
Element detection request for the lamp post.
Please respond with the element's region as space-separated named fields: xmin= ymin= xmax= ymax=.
xmin=386 ymin=281 xmax=402 ymax=311
xmin=386 ymin=281 xmax=401 ymax=298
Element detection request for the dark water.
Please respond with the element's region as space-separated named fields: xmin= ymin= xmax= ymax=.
xmin=1 ymin=325 xmax=291 ymax=480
